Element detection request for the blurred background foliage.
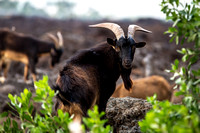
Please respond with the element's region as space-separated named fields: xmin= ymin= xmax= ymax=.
xmin=0 ymin=0 xmax=101 ymax=20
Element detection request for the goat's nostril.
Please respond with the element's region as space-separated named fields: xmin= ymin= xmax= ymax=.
xmin=124 ymin=59 xmax=131 ymax=65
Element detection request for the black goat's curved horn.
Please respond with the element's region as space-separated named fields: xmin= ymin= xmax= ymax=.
xmin=128 ymin=25 xmax=152 ymax=39
xmin=89 ymin=22 xmax=125 ymax=40
xmin=47 ymin=33 xmax=60 ymax=49
xmin=57 ymin=31 xmax=63 ymax=48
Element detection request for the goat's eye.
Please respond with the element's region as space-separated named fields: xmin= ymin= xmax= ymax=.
xmin=116 ymin=42 xmax=121 ymax=47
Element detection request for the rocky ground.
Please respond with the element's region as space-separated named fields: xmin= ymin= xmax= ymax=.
xmin=0 ymin=16 xmax=190 ymax=131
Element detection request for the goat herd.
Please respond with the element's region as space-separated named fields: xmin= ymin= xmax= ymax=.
xmin=0 ymin=22 xmax=181 ymax=124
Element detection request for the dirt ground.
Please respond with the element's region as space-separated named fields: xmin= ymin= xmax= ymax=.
xmin=0 ymin=16 xmax=186 ymax=114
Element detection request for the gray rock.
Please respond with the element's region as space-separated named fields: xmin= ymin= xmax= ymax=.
xmin=0 ymin=84 xmax=16 ymax=95
xmin=106 ymin=97 xmax=152 ymax=133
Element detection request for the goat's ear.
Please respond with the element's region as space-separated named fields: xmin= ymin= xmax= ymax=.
xmin=135 ymin=42 xmax=146 ymax=48
xmin=107 ymin=38 xmax=116 ymax=46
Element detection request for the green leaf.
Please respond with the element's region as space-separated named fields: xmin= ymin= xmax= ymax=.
xmin=180 ymin=37 xmax=186 ymax=45
xmin=12 ymin=120 xmax=19 ymax=130
xmin=169 ymin=27 xmax=177 ymax=33
xmin=173 ymin=19 xmax=180 ymax=27
xmin=40 ymin=109 xmax=47 ymax=115
xmin=182 ymin=54 xmax=189 ymax=62
xmin=176 ymin=36 xmax=179 ymax=44
xmin=192 ymin=69 xmax=200 ymax=76
xmin=17 ymin=97 xmax=22 ymax=103
xmin=181 ymin=67 xmax=186 ymax=75
xmin=161 ymin=5 xmax=168 ymax=13
xmin=175 ymin=91 xmax=185 ymax=96
xmin=181 ymin=48 xmax=186 ymax=54
xmin=193 ymin=79 xmax=200 ymax=85
xmin=175 ymin=0 xmax=179 ymax=6
xmin=190 ymin=55 xmax=198 ymax=65
xmin=24 ymin=88 xmax=29 ymax=96
xmin=43 ymin=75 xmax=48 ymax=83
xmin=28 ymin=104 xmax=34 ymax=114
xmin=49 ymin=90 xmax=55 ymax=97
xmin=169 ymin=35 xmax=175 ymax=43
xmin=54 ymin=116 xmax=60 ymax=123
xmin=22 ymin=114 xmax=32 ymax=122
xmin=188 ymin=33 xmax=197 ymax=42
xmin=38 ymin=121 xmax=46 ymax=128
xmin=8 ymin=94 xmax=15 ymax=104
xmin=174 ymin=59 xmax=179 ymax=67
xmin=0 ymin=112 xmax=8 ymax=118
xmin=58 ymin=109 xmax=64 ymax=119
xmin=6 ymin=118 xmax=11 ymax=126
xmin=33 ymin=96 xmax=43 ymax=102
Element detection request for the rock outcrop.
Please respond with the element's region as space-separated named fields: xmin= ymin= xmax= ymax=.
xmin=106 ymin=97 xmax=152 ymax=133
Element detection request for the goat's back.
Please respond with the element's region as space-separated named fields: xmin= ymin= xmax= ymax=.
xmin=0 ymin=29 xmax=49 ymax=53
xmin=112 ymin=75 xmax=172 ymax=101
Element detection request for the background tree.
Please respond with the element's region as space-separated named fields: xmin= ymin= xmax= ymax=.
xmin=19 ymin=2 xmax=49 ymax=17
xmin=0 ymin=0 xmax=19 ymax=16
xmin=77 ymin=8 xmax=102 ymax=21
xmin=47 ymin=0 xmax=75 ymax=19
xmin=0 ymin=0 xmax=76 ymax=19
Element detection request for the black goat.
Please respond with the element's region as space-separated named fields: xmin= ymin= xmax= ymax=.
xmin=54 ymin=23 xmax=151 ymax=122
xmin=0 ymin=28 xmax=63 ymax=83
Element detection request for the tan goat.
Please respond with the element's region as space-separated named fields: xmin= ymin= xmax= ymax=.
xmin=112 ymin=75 xmax=172 ymax=101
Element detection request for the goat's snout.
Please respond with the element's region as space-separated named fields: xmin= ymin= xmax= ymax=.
xmin=123 ymin=59 xmax=132 ymax=69
xmin=124 ymin=59 xmax=132 ymax=65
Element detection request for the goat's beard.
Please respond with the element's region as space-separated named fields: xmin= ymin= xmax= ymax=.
xmin=120 ymin=66 xmax=133 ymax=92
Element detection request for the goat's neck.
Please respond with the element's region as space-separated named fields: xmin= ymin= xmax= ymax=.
xmin=120 ymin=65 xmax=132 ymax=90
xmin=37 ymin=42 xmax=54 ymax=54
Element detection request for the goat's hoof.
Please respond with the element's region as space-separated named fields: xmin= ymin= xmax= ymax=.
xmin=25 ymin=80 xmax=33 ymax=84
xmin=0 ymin=77 xmax=6 ymax=83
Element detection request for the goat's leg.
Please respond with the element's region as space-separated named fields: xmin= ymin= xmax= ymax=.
xmin=0 ymin=59 xmax=10 ymax=83
xmin=0 ymin=59 xmax=6 ymax=83
xmin=58 ymin=102 xmax=83 ymax=133
xmin=0 ymin=59 xmax=3 ymax=76
xmin=3 ymin=60 xmax=11 ymax=78
xmin=59 ymin=103 xmax=83 ymax=123
xmin=24 ymin=64 xmax=29 ymax=81
xmin=98 ymin=84 xmax=116 ymax=118
xmin=29 ymin=58 xmax=37 ymax=82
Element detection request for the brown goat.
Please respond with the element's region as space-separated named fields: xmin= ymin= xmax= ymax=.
xmin=54 ymin=23 xmax=151 ymax=122
xmin=0 ymin=28 xmax=63 ymax=82
xmin=112 ymin=75 xmax=172 ymax=101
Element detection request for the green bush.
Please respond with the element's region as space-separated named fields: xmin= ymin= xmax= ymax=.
xmin=139 ymin=0 xmax=200 ymax=132
xmin=0 ymin=75 xmax=112 ymax=133
xmin=161 ymin=0 xmax=200 ymax=114
xmin=83 ymin=105 xmax=112 ymax=133
xmin=139 ymin=95 xmax=200 ymax=133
